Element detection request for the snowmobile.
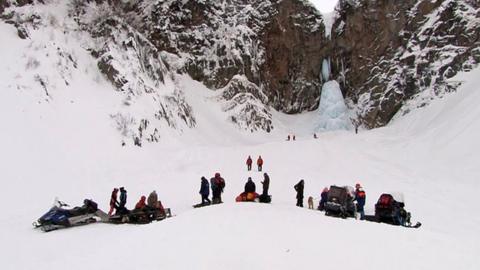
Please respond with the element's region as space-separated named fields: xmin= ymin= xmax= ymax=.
xmin=324 ymin=185 xmax=357 ymax=218
xmin=108 ymin=206 xmax=172 ymax=224
xmin=33 ymin=198 xmax=107 ymax=232
xmin=374 ymin=193 xmax=421 ymax=228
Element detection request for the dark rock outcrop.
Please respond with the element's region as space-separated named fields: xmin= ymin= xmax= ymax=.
xmin=138 ymin=0 xmax=328 ymax=115
xmin=331 ymin=0 xmax=480 ymax=128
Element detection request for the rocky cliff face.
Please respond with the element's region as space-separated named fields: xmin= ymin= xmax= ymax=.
xmin=331 ymin=0 xmax=480 ymax=128
xmin=133 ymin=0 xmax=327 ymax=123
xmin=1 ymin=0 xmax=479 ymax=134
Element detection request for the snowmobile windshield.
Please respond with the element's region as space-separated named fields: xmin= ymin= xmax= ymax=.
xmin=328 ymin=186 xmax=348 ymax=202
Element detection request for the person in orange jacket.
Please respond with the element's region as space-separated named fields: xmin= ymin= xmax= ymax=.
xmin=246 ymin=156 xmax=253 ymax=171
xmin=135 ymin=196 xmax=147 ymax=210
xmin=257 ymin=155 xmax=264 ymax=171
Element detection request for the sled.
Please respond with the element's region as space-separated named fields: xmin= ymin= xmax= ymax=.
xmin=193 ymin=202 xmax=211 ymax=208
xmin=108 ymin=207 xmax=172 ymax=224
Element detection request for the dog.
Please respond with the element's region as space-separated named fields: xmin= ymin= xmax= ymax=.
xmin=307 ymin=196 xmax=314 ymax=210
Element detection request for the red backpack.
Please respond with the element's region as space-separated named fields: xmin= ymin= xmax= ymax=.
xmin=377 ymin=194 xmax=394 ymax=208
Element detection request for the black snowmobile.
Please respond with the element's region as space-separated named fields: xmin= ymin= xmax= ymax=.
xmin=324 ymin=185 xmax=357 ymax=218
xmin=33 ymin=198 xmax=107 ymax=232
xmin=374 ymin=193 xmax=421 ymax=228
xmin=108 ymin=206 xmax=172 ymax=224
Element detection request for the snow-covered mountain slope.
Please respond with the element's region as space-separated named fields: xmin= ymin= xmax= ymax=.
xmin=1 ymin=29 xmax=480 ymax=268
xmin=1 ymin=2 xmax=479 ymax=269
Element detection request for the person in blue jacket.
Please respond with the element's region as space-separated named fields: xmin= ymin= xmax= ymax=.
xmin=199 ymin=176 xmax=211 ymax=205
xmin=318 ymin=187 xmax=329 ymax=211
xmin=354 ymin=183 xmax=366 ymax=220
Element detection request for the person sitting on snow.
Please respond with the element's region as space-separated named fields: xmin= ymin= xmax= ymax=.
xmin=135 ymin=196 xmax=147 ymax=210
xmin=244 ymin=177 xmax=256 ymax=194
xmin=147 ymin=190 xmax=158 ymax=208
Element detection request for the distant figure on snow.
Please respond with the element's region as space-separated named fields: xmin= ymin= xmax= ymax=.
xmin=108 ymin=188 xmax=119 ymax=216
xmin=313 ymin=133 xmax=318 ymax=139
xmin=294 ymin=180 xmax=304 ymax=207
xmin=287 ymin=135 xmax=291 ymax=141
xmin=199 ymin=176 xmax=211 ymax=205
xmin=246 ymin=156 xmax=253 ymax=171
xmin=293 ymin=135 xmax=296 ymax=141
xmin=257 ymin=155 xmax=264 ymax=171
xmin=261 ymin=173 xmax=270 ymax=196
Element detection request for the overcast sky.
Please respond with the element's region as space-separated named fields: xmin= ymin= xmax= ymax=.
xmin=308 ymin=0 xmax=338 ymax=13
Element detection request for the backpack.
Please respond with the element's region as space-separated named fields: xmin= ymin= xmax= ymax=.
xmin=216 ymin=177 xmax=225 ymax=189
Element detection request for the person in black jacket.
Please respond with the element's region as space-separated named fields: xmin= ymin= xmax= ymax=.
xmin=244 ymin=177 xmax=256 ymax=193
xmin=199 ymin=176 xmax=211 ymax=204
xmin=294 ymin=180 xmax=304 ymax=207
xmin=261 ymin=173 xmax=270 ymax=196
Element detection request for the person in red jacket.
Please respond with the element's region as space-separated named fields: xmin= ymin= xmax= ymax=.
xmin=135 ymin=196 xmax=147 ymax=210
xmin=246 ymin=156 xmax=253 ymax=171
xmin=257 ymin=155 xmax=264 ymax=171
xmin=108 ymin=188 xmax=119 ymax=216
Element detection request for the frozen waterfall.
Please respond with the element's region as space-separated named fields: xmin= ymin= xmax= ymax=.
xmin=316 ymin=80 xmax=353 ymax=132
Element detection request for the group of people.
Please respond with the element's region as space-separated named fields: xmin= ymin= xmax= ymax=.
xmin=246 ymin=155 xmax=263 ymax=171
xmin=108 ymin=187 xmax=165 ymax=216
xmin=286 ymin=135 xmax=296 ymax=141
xmin=199 ymin=173 xmax=226 ymax=205
xmin=296 ymin=180 xmax=367 ymax=220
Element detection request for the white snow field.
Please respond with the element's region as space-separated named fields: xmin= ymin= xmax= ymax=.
xmin=1 ymin=15 xmax=480 ymax=270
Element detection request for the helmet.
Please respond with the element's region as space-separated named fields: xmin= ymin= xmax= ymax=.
xmin=215 ymin=173 xmax=221 ymax=178
xmin=355 ymin=183 xmax=361 ymax=188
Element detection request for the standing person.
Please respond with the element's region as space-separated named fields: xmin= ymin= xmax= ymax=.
xmin=147 ymin=190 xmax=158 ymax=208
xmin=246 ymin=156 xmax=253 ymax=171
xmin=293 ymin=135 xmax=296 ymax=141
xmin=257 ymin=155 xmax=264 ymax=171
xmin=261 ymin=173 xmax=270 ymax=196
xmin=116 ymin=187 xmax=128 ymax=215
xmin=108 ymin=188 xmax=119 ymax=216
xmin=199 ymin=176 xmax=211 ymax=205
xmin=211 ymin=173 xmax=225 ymax=204
xmin=318 ymin=187 xmax=329 ymax=211
xmin=354 ymin=183 xmax=366 ymax=220
xmin=287 ymin=135 xmax=291 ymax=141
xmin=294 ymin=180 xmax=304 ymax=207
